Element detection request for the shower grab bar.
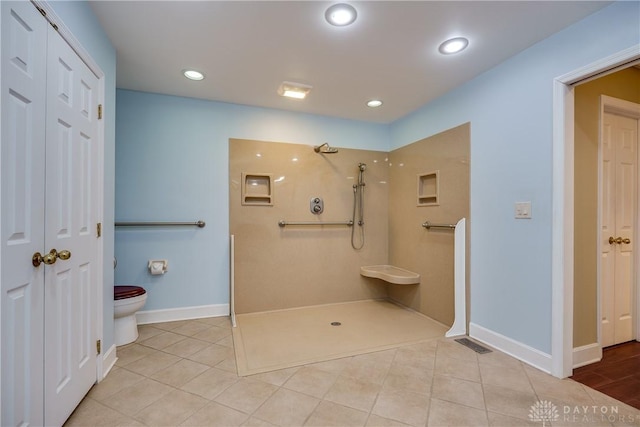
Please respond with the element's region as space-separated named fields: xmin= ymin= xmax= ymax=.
xmin=115 ymin=220 xmax=206 ymax=228
xmin=422 ymin=221 xmax=456 ymax=230
xmin=278 ymin=220 xmax=353 ymax=227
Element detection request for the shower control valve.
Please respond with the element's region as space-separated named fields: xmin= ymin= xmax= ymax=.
xmin=310 ymin=197 xmax=324 ymax=214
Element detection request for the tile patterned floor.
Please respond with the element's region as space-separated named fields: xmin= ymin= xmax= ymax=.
xmin=65 ymin=317 xmax=640 ymax=426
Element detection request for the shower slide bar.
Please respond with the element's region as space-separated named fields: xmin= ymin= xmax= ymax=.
xmin=421 ymin=221 xmax=456 ymax=230
xmin=115 ymin=221 xmax=206 ymax=228
xmin=278 ymin=220 xmax=353 ymax=227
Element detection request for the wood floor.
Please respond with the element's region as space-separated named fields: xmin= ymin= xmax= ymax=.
xmin=571 ymin=341 xmax=640 ymax=410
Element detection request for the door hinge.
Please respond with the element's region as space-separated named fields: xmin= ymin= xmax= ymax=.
xmin=97 ymin=223 xmax=102 ymax=238
xmin=96 ymin=340 xmax=101 ymax=355
xmin=36 ymin=6 xmax=46 ymax=17
xmin=98 ymin=104 xmax=103 ymax=120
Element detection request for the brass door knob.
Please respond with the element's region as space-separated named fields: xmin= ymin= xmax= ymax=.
xmin=42 ymin=250 xmax=57 ymax=265
xmin=32 ymin=252 xmax=43 ymax=267
xmin=609 ymin=236 xmax=631 ymax=245
xmin=57 ymin=250 xmax=71 ymax=260
xmin=621 ymin=238 xmax=631 ymax=244
xmin=31 ymin=249 xmax=71 ymax=267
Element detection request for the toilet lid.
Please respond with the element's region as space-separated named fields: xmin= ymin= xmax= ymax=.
xmin=114 ymin=285 xmax=146 ymax=300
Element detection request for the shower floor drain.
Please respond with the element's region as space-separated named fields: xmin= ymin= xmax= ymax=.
xmin=454 ymin=338 xmax=492 ymax=354
xmin=330 ymin=322 xmax=342 ymax=326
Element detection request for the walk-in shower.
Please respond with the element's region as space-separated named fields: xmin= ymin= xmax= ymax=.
xmin=351 ymin=162 xmax=366 ymax=249
xmin=313 ymin=142 xmax=339 ymax=153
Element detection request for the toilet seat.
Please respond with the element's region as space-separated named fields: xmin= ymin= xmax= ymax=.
xmin=114 ymin=285 xmax=146 ymax=300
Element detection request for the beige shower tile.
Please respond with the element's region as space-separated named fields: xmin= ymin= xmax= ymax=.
xmin=171 ymin=321 xmax=212 ymax=337
xmin=122 ymin=351 xmax=180 ymax=377
xmin=482 ymin=383 xmax=538 ymax=421
xmin=383 ymin=359 xmax=433 ymax=395
xmin=150 ymin=358 xmax=210 ymax=388
xmin=180 ymin=367 xmax=238 ymax=400
xmin=134 ymin=389 xmax=208 ymax=426
xmin=427 ymin=398 xmax=488 ymax=426
xmin=434 ymin=352 xmax=481 ymax=382
xmin=102 ymin=378 xmax=174 ymax=416
xmin=248 ymin=366 xmax=300 ymax=386
xmin=252 ymin=388 xmax=320 ymax=427
xmin=214 ymin=378 xmax=278 ymax=414
xmin=304 ymin=400 xmax=368 ymax=426
xmin=139 ymin=331 xmax=187 ymax=350
xmin=324 ymin=374 xmax=382 ymax=412
xmin=192 ymin=325 xmax=232 ymax=343
xmin=186 ymin=343 xmax=234 ymax=366
xmin=365 ymin=414 xmax=413 ymax=426
xmin=479 ymin=361 xmax=534 ymax=393
xmin=181 ymin=401 xmax=249 ymax=426
xmin=114 ymin=343 xmax=157 ymax=367
xmin=371 ymin=388 xmax=430 ymax=427
xmin=162 ymin=337 xmax=210 ymax=358
xmin=431 ymin=374 xmax=485 ymax=410
xmin=283 ymin=366 xmax=339 ymax=398
xmin=88 ymin=368 xmax=146 ymax=402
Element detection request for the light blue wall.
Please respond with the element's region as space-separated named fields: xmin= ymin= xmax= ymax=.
xmin=48 ymin=2 xmax=117 ymax=350
xmin=390 ymin=1 xmax=640 ymax=354
xmin=115 ymin=91 xmax=389 ymax=311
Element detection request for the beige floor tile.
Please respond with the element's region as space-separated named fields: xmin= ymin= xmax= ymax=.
xmin=427 ymin=398 xmax=489 ymax=426
xmin=431 ymin=374 xmax=485 ymax=410
xmin=434 ymin=352 xmax=481 ymax=382
xmin=134 ymin=389 xmax=209 ymax=426
xmin=216 ymin=334 xmax=235 ymax=348
xmin=371 ymin=389 xmax=430 ymax=427
xmin=248 ymin=366 xmax=300 ymax=386
xmin=476 ymin=347 xmax=523 ymax=370
xmin=153 ymin=320 xmax=193 ymax=331
xmin=180 ymin=401 xmax=249 ymax=426
xmin=216 ymin=355 xmax=239 ymax=373
xmin=309 ymin=356 xmax=352 ymax=374
xmin=214 ymin=378 xmax=279 ymax=414
xmin=170 ymin=321 xmax=212 ymax=337
xmin=392 ymin=346 xmax=435 ymax=373
xmin=436 ymin=339 xmax=479 ymax=362
xmin=283 ymin=366 xmax=339 ymax=398
xmin=196 ymin=316 xmax=231 ymax=328
xmin=150 ymin=358 xmax=210 ymax=387
xmin=162 ymin=337 xmax=211 ymax=358
xmin=102 ymin=378 xmax=174 ymax=416
xmin=304 ymin=400 xmax=369 ymax=426
xmin=193 ymin=325 xmax=232 ymax=343
xmin=252 ymin=388 xmax=320 ymax=426
xmin=486 ymin=411 xmax=540 ymax=426
xmin=180 ymin=366 xmax=239 ymax=400
xmin=324 ymin=375 xmax=382 ymax=412
xmin=139 ymin=331 xmax=187 ymax=350
xmin=482 ymin=383 xmax=538 ymax=421
xmin=87 ymin=368 xmax=146 ymax=402
xmin=365 ymin=414 xmax=413 ymax=426
xmin=64 ymin=397 xmax=138 ymax=426
xmin=114 ymin=343 xmax=157 ymax=367
xmin=135 ymin=324 xmax=165 ymax=342
xmin=342 ymin=353 xmax=394 ymax=385
xmin=122 ymin=350 xmax=181 ymax=377
xmin=583 ymin=386 xmax=640 ymax=417
xmin=383 ymin=360 xmax=433 ymax=395
xmin=186 ymin=343 xmax=234 ymax=366
xmin=479 ymin=361 xmax=534 ymax=393
xmin=529 ymin=375 xmax=595 ymax=405
xmin=242 ymin=417 xmax=278 ymax=426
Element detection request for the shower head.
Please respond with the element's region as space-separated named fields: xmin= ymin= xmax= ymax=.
xmin=314 ymin=143 xmax=339 ymax=154
xmin=358 ymin=163 xmax=366 ymax=171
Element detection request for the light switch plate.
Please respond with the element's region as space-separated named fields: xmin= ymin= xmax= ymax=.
xmin=515 ymin=201 xmax=532 ymax=219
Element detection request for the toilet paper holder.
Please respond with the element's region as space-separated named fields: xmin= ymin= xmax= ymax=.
xmin=148 ymin=259 xmax=168 ymax=275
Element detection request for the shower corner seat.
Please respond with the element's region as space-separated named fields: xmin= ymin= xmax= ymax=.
xmin=360 ymin=265 xmax=420 ymax=285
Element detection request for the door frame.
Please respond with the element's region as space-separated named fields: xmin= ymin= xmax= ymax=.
xmin=552 ymin=45 xmax=640 ymax=378
xmin=598 ymin=95 xmax=640 ymax=349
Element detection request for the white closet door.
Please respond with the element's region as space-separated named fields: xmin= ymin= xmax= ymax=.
xmin=43 ymin=23 xmax=100 ymax=427
xmin=0 ymin=2 xmax=47 ymax=425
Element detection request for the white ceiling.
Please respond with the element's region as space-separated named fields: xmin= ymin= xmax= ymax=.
xmin=90 ymin=1 xmax=611 ymax=124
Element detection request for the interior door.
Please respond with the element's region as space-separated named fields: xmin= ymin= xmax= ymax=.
xmin=1 ymin=2 xmax=48 ymax=425
xmin=1 ymin=2 xmax=99 ymax=425
xmin=601 ymin=111 xmax=638 ymax=347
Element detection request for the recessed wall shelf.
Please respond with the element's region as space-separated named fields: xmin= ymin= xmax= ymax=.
xmin=242 ymin=173 xmax=273 ymax=206
xmin=417 ymin=171 xmax=439 ymax=206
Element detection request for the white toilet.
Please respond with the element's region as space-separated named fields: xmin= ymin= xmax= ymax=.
xmin=114 ymin=285 xmax=147 ymax=346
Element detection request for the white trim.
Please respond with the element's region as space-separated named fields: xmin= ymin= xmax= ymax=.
xmin=445 ymin=218 xmax=466 ymax=337
xmin=100 ymin=344 xmax=117 ymax=382
xmin=573 ymin=343 xmax=602 ymax=369
xmin=137 ymin=304 xmax=230 ymax=325
xmin=469 ymin=322 xmax=552 ymax=373
xmin=552 ymin=44 xmax=640 ymax=379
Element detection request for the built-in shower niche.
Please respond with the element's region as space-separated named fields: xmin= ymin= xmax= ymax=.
xmin=241 ymin=173 xmax=273 ymax=206
xmin=417 ymin=170 xmax=439 ymax=206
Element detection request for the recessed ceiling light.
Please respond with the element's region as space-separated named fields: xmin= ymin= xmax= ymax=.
xmin=438 ymin=37 xmax=469 ymax=55
xmin=278 ymin=81 xmax=312 ymax=100
xmin=183 ymin=69 xmax=204 ymax=80
xmin=325 ymin=3 xmax=357 ymax=26
xmin=367 ymin=100 xmax=383 ymax=108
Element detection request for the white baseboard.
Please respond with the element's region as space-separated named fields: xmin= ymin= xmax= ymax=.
xmin=136 ymin=304 xmax=230 ymax=325
xmin=573 ymin=343 xmax=602 ymax=368
xmin=469 ymin=322 xmax=552 ymax=374
xmin=101 ymin=344 xmax=117 ymax=381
